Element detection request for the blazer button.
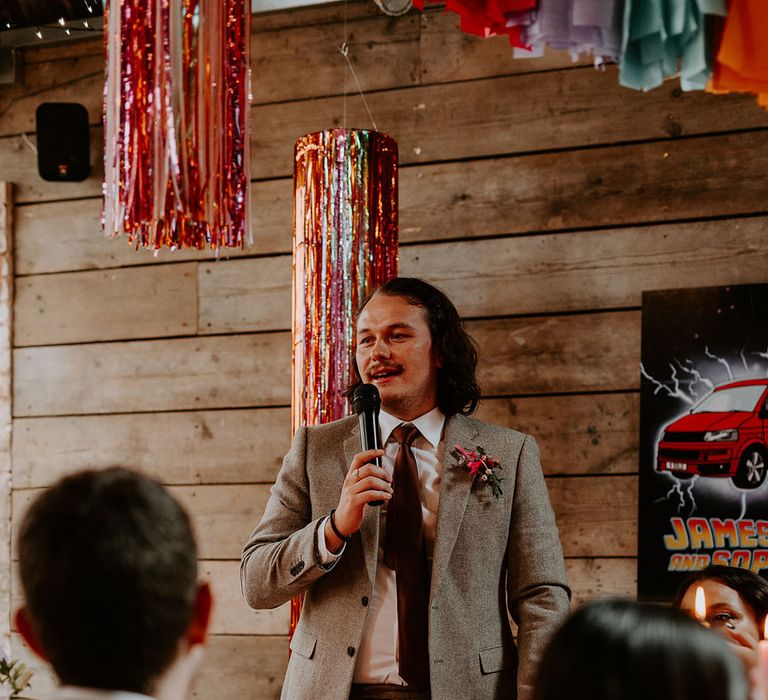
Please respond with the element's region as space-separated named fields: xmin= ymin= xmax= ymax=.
xmin=347 ymin=646 xmax=355 ymax=657
xmin=361 ymin=596 xmax=369 ymax=607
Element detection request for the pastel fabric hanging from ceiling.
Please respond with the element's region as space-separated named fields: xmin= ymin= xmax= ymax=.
xmin=515 ymin=0 xmax=625 ymax=65
xmin=707 ymin=0 xmax=768 ymax=109
xmin=619 ymin=0 xmax=727 ymax=92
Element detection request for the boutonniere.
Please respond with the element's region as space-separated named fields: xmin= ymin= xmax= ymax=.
xmin=452 ymin=444 xmax=503 ymax=499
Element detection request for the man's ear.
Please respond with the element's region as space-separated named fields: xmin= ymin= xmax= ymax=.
xmin=188 ymin=582 xmax=213 ymax=647
xmin=15 ymin=607 xmax=48 ymax=662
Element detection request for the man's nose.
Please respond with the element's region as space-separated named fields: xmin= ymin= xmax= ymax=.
xmin=371 ymin=338 xmax=391 ymax=358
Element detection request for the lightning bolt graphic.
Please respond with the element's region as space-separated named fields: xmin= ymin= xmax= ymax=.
xmin=705 ymin=346 xmax=734 ymax=381
xmin=641 ymin=363 xmax=695 ymax=405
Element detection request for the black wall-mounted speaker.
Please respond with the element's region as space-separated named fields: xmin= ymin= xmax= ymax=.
xmin=35 ymin=102 xmax=91 ymax=182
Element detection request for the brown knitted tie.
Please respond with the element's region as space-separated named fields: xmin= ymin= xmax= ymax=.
xmin=383 ymin=424 xmax=430 ymax=690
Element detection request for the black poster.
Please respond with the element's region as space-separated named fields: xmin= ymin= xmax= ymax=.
xmin=639 ymin=283 xmax=768 ymax=601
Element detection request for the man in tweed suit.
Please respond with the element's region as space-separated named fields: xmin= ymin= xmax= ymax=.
xmin=241 ymin=277 xmax=570 ymax=700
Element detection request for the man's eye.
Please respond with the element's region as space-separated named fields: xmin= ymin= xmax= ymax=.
xmin=358 ymin=337 xmax=373 ymax=346
xmin=391 ymin=333 xmax=407 ymax=340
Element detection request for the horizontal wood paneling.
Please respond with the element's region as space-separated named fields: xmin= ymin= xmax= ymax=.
xmin=566 ymin=557 xmax=637 ymax=606
xmin=399 ymin=132 xmax=768 ymax=243
xmin=11 ymin=391 xmax=637 ymax=490
xmin=476 ymin=393 xmax=638 ymax=476
xmin=0 ymin=54 xmax=103 ymax=137
xmin=12 ymin=407 xmax=292 ymax=488
xmin=403 ymin=217 xmax=768 ymax=317
xmin=551 ymin=475 xmax=638 ymax=557
xmin=171 ymin=484 xmax=271 ymax=560
xmin=198 ymin=257 xmax=292 ymax=334
xmin=192 ymin=634 xmax=288 ymax=700
xmin=15 ymin=264 xmax=198 ymax=346
xmin=472 ymin=311 xmax=639 ymax=396
xmin=13 ymin=475 xmax=636 ymax=560
xmin=13 ymin=333 xmax=292 ymax=417
xmin=251 ymin=14 xmax=421 ymax=104
xmin=202 ymin=561 xmax=290 ymax=635
xmin=251 ymin=80 xmax=766 ymax=181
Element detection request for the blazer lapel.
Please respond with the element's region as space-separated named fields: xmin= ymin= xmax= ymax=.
xmin=429 ymin=413 xmax=479 ymax=601
xmin=343 ymin=423 xmax=380 ymax=587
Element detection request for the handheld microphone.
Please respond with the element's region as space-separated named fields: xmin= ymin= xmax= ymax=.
xmin=352 ymin=384 xmax=384 ymax=506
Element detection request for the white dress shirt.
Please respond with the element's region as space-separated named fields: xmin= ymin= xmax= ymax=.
xmin=53 ymin=687 xmax=155 ymax=700
xmin=317 ymin=406 xmax=445 ymax=685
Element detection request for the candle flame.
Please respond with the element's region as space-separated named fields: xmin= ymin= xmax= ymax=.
xmin=694 ymin=585 xmax=706 ymax=621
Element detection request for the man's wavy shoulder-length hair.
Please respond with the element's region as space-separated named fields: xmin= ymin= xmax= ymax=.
xmin=346 ymin=277 xmax=481 ymax=417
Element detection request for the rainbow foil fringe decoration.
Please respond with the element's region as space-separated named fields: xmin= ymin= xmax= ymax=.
xmin=103 ymin=0 xmax=251 ymax=250
xmin=290 ymin=129 xmax=399 ymax=635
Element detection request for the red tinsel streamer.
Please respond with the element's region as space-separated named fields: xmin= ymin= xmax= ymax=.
xmin=290 ymin=129 xmax=399 ymax=636
xmin=103 ymin=0 xmax=251 ymax=250
xmin=414 ymin=0 xmax=535 ymax=47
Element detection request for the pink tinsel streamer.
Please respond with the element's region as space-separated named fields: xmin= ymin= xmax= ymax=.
xmin=103 ymin=0 xmax=251 ymax=250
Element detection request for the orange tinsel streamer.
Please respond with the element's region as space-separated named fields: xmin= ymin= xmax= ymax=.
xmin=103 ymin=0 xmax=251 ymax=250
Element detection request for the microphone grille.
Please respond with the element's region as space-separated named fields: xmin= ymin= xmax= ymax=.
xmin=352 ymin=384 xmax=381 ymax=415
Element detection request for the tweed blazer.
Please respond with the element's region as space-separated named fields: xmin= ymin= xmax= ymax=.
xmin=241 ymin=413 xmax=570 ymax=700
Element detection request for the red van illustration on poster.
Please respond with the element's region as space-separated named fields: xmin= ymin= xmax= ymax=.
xmin=657 ymin=379 xmax=768 ymax=489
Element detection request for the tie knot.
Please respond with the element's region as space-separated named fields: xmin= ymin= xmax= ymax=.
xmin=392 ymin=424 xmax=420 ymax=447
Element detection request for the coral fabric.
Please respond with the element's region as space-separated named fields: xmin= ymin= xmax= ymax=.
xmin=707 ymin=0 xmax=768 ymax=109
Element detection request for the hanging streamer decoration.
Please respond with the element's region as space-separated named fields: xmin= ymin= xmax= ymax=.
xmin=290 ymin=129 xmax=399 ymax=634
xmin=103 ymin=0 xmax=251 ymax=250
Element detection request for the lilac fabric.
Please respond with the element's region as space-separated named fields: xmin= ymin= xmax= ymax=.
xmin=512 ymin=0 xmax=625 ymax=65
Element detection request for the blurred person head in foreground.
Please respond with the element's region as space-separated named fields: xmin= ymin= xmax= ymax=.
xmin=15 ymin=467 xmax=212 ymax=700
xmin=674 ymin=564 xmax=768 ymax=675
xmin=534 ymin=597 xmax=748 ymax=700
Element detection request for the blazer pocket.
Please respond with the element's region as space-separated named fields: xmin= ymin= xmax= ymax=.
xmin=289 ymin=627 xmax=317 ymax=660
xmin=479 ymin=645 xmax=511 ymax=674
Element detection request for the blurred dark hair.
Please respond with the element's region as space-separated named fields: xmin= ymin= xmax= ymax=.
xmin=672 ymin=564 xmax=768 ymax=622
xmin=18 ymin=467 xmax=198 ymax=694
xmin=347 ymin=277 xmax=481 ymax=416
xmin=534 ymin=598 xmax=748 ymax=700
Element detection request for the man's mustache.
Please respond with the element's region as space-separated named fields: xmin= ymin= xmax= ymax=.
xmin=367 ymin=363 xmax=403 ymax=378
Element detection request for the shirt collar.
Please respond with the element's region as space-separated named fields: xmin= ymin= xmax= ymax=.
xmin=379 ymin=406 xmax=445 ymax=449
xmin=56 ymin=687 xmax=156 ymax=700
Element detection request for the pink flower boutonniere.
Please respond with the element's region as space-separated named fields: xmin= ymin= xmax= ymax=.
xmin=452 ymin=444 xmax=503 ymax=499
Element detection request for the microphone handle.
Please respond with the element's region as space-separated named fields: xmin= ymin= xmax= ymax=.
xmin=358 ymin=411 xmax=384 ymax=506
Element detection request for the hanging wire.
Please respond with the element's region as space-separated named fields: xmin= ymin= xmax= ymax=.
xmin=339 ymin=42 xmax=378 ymax=131
xmin=342 ymin=0 xmax=348 ymax=128
xmin=339 ymin=0 xmax=377 ymax=131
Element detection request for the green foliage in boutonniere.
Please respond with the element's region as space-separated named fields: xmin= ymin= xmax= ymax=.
xmin=452 ymin=444 xmax=503 ymax=499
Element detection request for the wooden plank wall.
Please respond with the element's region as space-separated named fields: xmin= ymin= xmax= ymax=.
xmin=0 ymin=182 xmax=12 ymax=653
xmin=2 ymin=2 xmax=768 ymax=697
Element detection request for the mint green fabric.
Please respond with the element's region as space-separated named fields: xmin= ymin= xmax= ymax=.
xmin=620 ymin=0 xmax=727 ymax=92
